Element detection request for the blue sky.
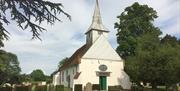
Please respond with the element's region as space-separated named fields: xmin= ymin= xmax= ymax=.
xmin=2 ymin=0 xmax=180 ymax=75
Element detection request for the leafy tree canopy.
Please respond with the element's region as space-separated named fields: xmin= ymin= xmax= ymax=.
xmin=0 ymin=0 xmax=71 ymax=47
xmin=115 ymin=2 xmax=161 ymax=59
xmin=58 ymin=57 xmax=69 ymax=68
xmin=30 ymin=69 xmax=46 ymax=81
xmin=0 ymin=50 xmax=21 ymax=85
xmin=161 ymin=34 xmax=179 ymax=46
xmin=115 ymin=2 xmax=180 ymax=88
xmin=51 ymin=57 xmax=69 ymax=77
xmin=19 ymin=74 xmax=32 ymax=82
xmin=126 ymin=34 xmax=180 ymax=88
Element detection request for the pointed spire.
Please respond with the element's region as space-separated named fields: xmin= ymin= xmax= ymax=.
xmin=93 ymin=0 xmax=102 ymax=25
xmin=86 ymin=0 xmax=109 ymax=34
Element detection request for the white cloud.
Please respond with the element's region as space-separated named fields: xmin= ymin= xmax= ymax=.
xmin=2 ymin=0 xmax=180 ymax=75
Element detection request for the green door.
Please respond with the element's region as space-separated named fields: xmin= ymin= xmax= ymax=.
xmin=99 ymin=76 xmax=107 ymax=90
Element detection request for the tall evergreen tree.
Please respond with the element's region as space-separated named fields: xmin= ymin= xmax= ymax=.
xmin=0 ymin=0 xmax=71 ymax=47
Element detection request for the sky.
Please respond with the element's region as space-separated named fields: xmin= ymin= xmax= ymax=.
xmin=2 ymin=0 xmax=180 ymax=75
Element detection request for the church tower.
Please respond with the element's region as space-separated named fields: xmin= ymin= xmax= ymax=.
xmin=53 ymin=0 xmax=132 ymax=90
xmin=86 ymin=0 xmax=109 ymax=46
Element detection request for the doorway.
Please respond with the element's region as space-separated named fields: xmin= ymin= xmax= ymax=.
xmin=99 ymin=76 xmax=107 ymax=90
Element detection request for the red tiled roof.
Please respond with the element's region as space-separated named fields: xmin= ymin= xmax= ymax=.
xmin=59 ymin=44 xmax=89 ymax=71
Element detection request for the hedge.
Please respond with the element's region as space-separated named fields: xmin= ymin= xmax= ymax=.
xmin=55 ymin=85 xmax=64 ymax=91
xmin=74 ymin=84 xmax=82 ymax=91
xmin=34 ymin=85 xmax=47 ymax=91
xmin=64 ymin=87 xmax=72 ymax=91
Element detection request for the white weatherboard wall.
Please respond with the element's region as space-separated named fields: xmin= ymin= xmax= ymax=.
xmin=60 ymin=66 xmax=78 ymax=88
xmin=56 ymin=34 xmax=132 ymax=90
xmin=74 ymin=58 xmax=131 ymax=89
xmin=83 ymin=35 xmax=121 ymax=61
xmin=53 ymin=72 xmax=60 ymax=85
xmin=79 ymin=34 xmax=131 ymax=89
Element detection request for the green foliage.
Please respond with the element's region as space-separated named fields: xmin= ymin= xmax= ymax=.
xmin=161 ymin=34 xmax=179 ymax=46
xmin=0 ymin=27 xmax=7 ymax=47
xmin=126 ymin=35 xmax=179 ymax=86
xmin=30 ymin=69 xmax=46 ymax=81
xmin=0 ymin=50 xmax=21 ymax=85
xmin=115 ymin=2 xmax=180 ymax=88
xmin=45 ymin=76 xmax=52 ymax=84
xmin=58 ymin=57 xmax=69 ymax=68
xmin=115 ymin=2 xmax=161 ymax=59
xmin=19 ymin=74 xmax=32 ymax=82
xmin=0 ymin=0 xmax=71 ymax=47
xmin=64 ymin=87 xmax=72 ymax=91
xmin=34 ymin=85 xmax=47 ymax=91
xmin=55 ymin=85 xmax=64 ymax=91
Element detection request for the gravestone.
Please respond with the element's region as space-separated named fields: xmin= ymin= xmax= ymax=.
xmin=84 ymin=82 xmax=92 ymax=91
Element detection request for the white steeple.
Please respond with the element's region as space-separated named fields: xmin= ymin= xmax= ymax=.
xmin=86 ymin=0 xmax=109 ymax=45
xmin=86 ymin=0 xmax=108 ymax=32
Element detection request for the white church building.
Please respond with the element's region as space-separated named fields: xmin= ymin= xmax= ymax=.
xmin=53 ymin=0 xmax=131 ymax=90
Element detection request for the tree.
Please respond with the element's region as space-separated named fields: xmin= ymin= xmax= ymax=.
xmin=160 ymin=35 xmax=180 ymax=87
xmin=114 ymin=2 xmax=161 ymax=59
xmin=161 ymin=34 xmax=179 ymax=46
xmin=30 ymin=69 xmax=46 ymax=81
xmin=115 ymin=2 xmax=180 ymax=89
xmin=50 ymin=57 xmax=69 ymax=79
xmin=124 ymin=33 xmax=160 ymax=86
xmin=19 ymin=74 xmax=32 ymax=82
xmin=0 ymin=0 xmax=71 ymax=47
xmin=58 ymin=57 xmax=69 ymax=68
xmin=123 ymin=33 xmax=180 ymax=89
xmin=0 ymin=50 xmax=21 ymax=85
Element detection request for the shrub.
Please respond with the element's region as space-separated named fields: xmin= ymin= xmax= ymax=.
xmin=35 ymin=85 xmax=47 ymax=91
xmin=55 ymin=85 xmax=64 ymax=91
xmin=64 ymin=87 xmax=72 ymax=91
xmin=49 ymin=85 xmax=56 ymax=91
